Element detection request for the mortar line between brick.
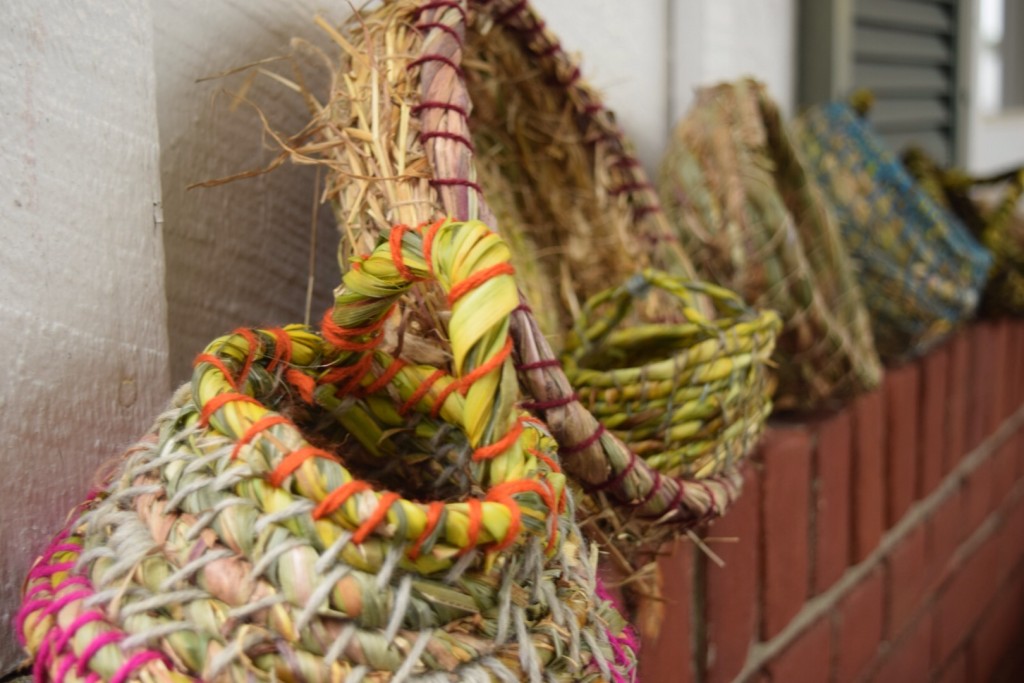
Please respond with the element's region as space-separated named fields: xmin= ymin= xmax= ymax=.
xmin=694 ymin=544 xmax=708 ymax=683
xmin=730 ymin=403 xmax=1024 ymax=682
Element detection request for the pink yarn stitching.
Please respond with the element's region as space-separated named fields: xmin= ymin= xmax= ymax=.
xmin=594 ymin=578 xmax=640 ymax=683
xmin=17 ymin=525 xmax=174 ymax=683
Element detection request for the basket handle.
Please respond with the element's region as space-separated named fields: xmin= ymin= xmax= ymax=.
xmin=408 ymin=0 xmax=740 ymax=523
xmin=193 ymin=219 xmax=566 ymax=563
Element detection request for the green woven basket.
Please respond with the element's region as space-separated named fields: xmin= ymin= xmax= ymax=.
xmin=563 ymin=270 xmax=781 ymax=481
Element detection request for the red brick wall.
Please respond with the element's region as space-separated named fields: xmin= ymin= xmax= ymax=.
xmin=638 ymin=320 xmax=1024 ymax=683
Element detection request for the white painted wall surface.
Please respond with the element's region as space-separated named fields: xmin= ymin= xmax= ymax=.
xmin=0 ymin=1 xmax=169 ymax=671
xmin=532 ymin=0 xmax=796 ymax=172
xmin=669 ymin=0 xmax=797 ymax=124
xmin=964 ymin=0 xmax=1024 ymax=174
xmin=968 ymin=111 xmax=1024 ymax=174
xmin=155 ymin=1 xmax=349 ymax=382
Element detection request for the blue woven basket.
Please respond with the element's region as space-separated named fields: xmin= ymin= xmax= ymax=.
xmin=793 ymin=102 xmax=992 ymax=360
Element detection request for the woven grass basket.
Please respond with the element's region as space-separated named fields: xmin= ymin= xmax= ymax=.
xmin=276 ymin=0 xmax=781 ymax=564
xmin=792 ymin=102 xmax=992 ymax=360
xmin=562 ymin=270 xmax=779 ymax=481
xmin=903 ymin=147 xmax=1024 ymax=316
xmin=17 ymin=219 xmax=638 ymax=682
xmin=658 ymin=79 xmax=881 ymax=411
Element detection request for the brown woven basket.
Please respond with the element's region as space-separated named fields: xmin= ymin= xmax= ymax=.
xmin=658 ymin=79 xmax=882 ymax=411
xmin=282 ymin=0 xmax=761 ymax=561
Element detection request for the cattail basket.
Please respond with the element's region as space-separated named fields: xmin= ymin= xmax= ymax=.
xmin=658 ymin=79 xmax=881 ymax=411
xmin=792 ymin=102 xmax=992 ymax=361
xmin=275 ymin=0 xmax=781 ymax=564
xmin=903 ymin=147 xmax=1024 ymax=317
xmin=563 ymin=270 xmax=780 ymax=481
xmin=17 ymin=219 xmax=638 ymax=682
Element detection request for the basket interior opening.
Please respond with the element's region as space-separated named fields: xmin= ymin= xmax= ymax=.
xmin=284 ymin=389 xmax=477 ymax=503
xmin=462 ymin=21 xmax=637 ymax=341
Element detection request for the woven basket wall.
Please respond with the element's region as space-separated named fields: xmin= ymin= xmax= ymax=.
xmin=659 ymin=79 xmax=881 ymax=411
xmin=792 ymin=103 xmax=992 ymax=361
xmin=17 ymin=220 xmax=640 ymax=682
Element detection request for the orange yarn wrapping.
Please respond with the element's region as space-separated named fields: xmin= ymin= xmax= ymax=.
xmin=390 ymin=224 xmax=423 ymax=283
xmin=266 ymin=327 xmax=294 ymax=371
xmin=472 ymin=418 xmax=525 ymax=461
xmin=193 ymin=353 xmax=239 ymax=390
xmin=231 ymin=328 xmax=259 ymax=387
xmin=486 ymin=479 xmax=558 ymax=551
xmin=312 ymin=480 xmax=372 ymax=520
xmin=459 ymin=498 xmax=483 ymax=556
xmin=429 ymin=337 xmax=513 ymax=417
xmin=399 ymin=369 xmax=446 ymax=416
xmin=268 ymin=447 xmax=340 ymax=488
xmin=528 ymin=447 xmax=562 ymax=474
xmin=421 ymin=218 xmax=446 ymax=274
xmin=447 ymin=263 xmax=516 ymax=304
xmin=456 ymin=336 xmax=513 ymax=394
xmin=352 ymin=492 xmax=402 ymax=544
xmin=285 ymin=369 xmax=316 ymax=403
xmin=199 ymin=393 xmax=261 ymax=428
xmin=231 ymin=415 xmax=292 ymax=460
xmin=319 ymin=353 xmax=376 ymax=395
xmin=361 ymin=358 xmax=408 ymax=397
xmin=408 ymin=501 xmax=446 ymax=559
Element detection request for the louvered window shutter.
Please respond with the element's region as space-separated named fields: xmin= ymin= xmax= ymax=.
xmin=799 ymin=0 xmax=965 ymax=165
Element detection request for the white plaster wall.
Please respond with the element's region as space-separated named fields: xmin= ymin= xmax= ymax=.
xmin=964 ymin=0 xmax=1024 ymax=174
xmin=531 ymin=0 xmax=671 ymax=171
xmin=967 ymin=113 xmax=1024 ymax=173
xmin=0 ymin=1 xmax=169 ymax=671
xmin=155 ymin=1 xmax=349 ymax=382
xmin=531 ymin=0 xmax=796 ymax=172
xmin=669 ymin=0 xmax=797 ymax=124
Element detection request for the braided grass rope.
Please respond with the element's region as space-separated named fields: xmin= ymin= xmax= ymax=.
xmin=903 ymin=147 xmax=1024 ymax=316
xmin=563 ymin=271 xmax=781 ymax=480
xmin=265 ymin=0 xmax=750 ymax=556
xmin=658 ymin=79 xmax=881 ymax=411
xmin=791 ymin=103 xmax=992 ymax=361
xmin=18 ymin=219 xmax=637 ymax=682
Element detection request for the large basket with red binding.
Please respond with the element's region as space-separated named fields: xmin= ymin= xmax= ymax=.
xmin=16 ymin=218 xmax=638 ymax=682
